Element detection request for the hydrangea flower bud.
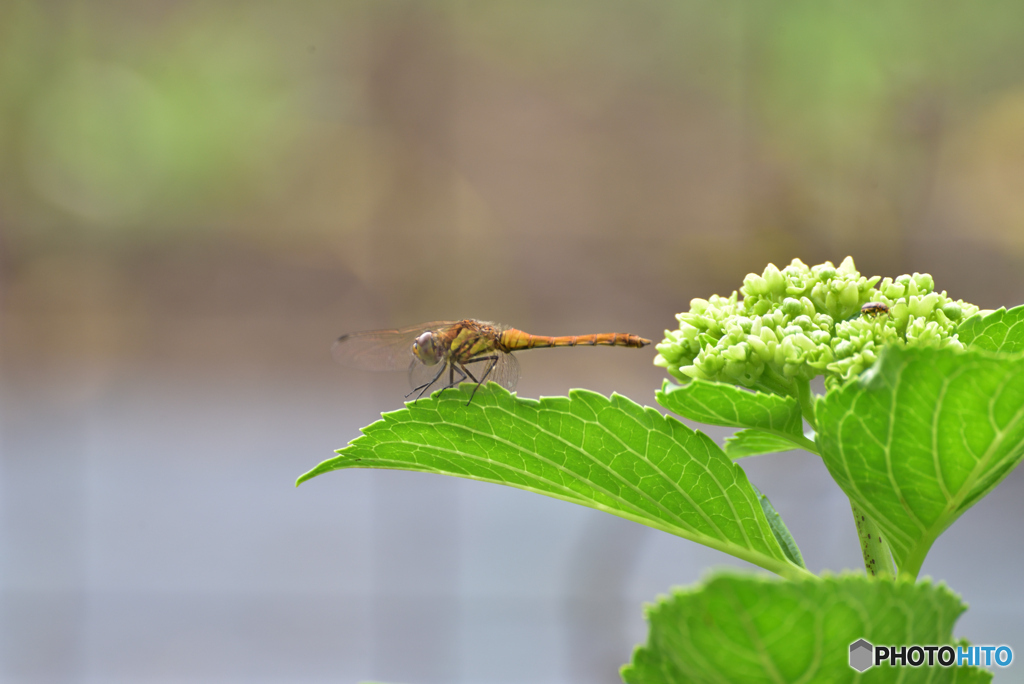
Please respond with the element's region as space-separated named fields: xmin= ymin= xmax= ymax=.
xmin=654 ymin=257 xmax=980 ymax=394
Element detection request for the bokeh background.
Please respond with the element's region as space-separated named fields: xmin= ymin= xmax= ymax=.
xmin=4 ymin=1 xmax=1024 ymax=682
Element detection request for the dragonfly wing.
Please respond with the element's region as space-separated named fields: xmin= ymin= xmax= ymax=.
xmin=489 ymin=351 xmax=520 ymax=391
xmin=332 ymin=321 xmax=457 ymax=371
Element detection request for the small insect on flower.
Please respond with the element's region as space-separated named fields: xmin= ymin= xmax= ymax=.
xmin=860 ymin=302 xmax=890 ymax=317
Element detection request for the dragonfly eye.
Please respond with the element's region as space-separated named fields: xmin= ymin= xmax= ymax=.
xmin=413 ymin=331 xmax=441 ymax=365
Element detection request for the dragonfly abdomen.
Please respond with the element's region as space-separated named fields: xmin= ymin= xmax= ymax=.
xmin=499 ymin=329 xmax=650 ymax=351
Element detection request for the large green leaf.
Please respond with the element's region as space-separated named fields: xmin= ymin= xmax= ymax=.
xmin=622 ymin=573 xmax=989 ymax=684
xmin=957 ymin=304 xmax=1024 ymax=353
xmin=300 ymin=385 xmax=811 ymax=579
xmin=816 ymin=346 xmax=1024 ymax=578
xmin=658 ymin=379 xmax=804 ymax=438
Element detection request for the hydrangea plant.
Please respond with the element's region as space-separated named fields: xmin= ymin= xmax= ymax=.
xmin=301 ymin=258 xmax=1024 ymax=683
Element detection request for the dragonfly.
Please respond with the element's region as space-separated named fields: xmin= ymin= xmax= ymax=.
xmin=332 ymin=319 xmax=651 ymax=404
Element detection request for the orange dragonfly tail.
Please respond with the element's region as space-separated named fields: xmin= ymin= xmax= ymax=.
xmin=498 ymin=329 xmax=650 ymax=351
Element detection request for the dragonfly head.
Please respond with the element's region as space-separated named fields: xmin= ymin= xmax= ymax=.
xmin=412 ymin=331 xmax=443 ymax=366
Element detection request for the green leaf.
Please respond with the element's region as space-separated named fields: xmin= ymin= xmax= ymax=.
xmin=752 ymin=485 xmax=804 ymax=568
xmin=817 ymin=346 xmax=1024 ymax=578
xmin=300 ymin=384 xmax=811 ymax=579
xmin=657 ymin=379 xmax=803 ymax=437
xmin=622 ymin=573 xmax=990 ymax=684
xmin=724 ymin=429 xmax=803 ymax=459
xmin=957 ymin=304 xmax=1024 ymax=353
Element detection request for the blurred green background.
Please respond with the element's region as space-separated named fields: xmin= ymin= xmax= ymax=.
xmin=6 ymin=0 xmax=1024 ymax=373
xmin=4 ymin=1 xmax=1024 ymax=682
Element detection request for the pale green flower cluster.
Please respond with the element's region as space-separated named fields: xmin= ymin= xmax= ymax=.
xmin=655 ymin=257 xmax=980 ymax=393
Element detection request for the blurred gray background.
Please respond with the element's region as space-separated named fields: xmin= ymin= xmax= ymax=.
xmin=3 ymin=1 xmax=1024 ymax=682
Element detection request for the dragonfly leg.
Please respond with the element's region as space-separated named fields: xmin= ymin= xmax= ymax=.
xmin=461 ymin=355 xmax=500 ymax=405
xmin=440 ymin=364 xmax=467 ymax=391
xmin=406 ymin=360 xmax=449 ymax=402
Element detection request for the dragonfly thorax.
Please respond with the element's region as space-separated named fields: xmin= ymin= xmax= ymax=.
xmin=412 ymin=331 xmax=444 ymax=366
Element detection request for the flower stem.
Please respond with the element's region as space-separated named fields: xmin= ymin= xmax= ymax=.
xmin=795 ymin=378 xmax=816 ymax=431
